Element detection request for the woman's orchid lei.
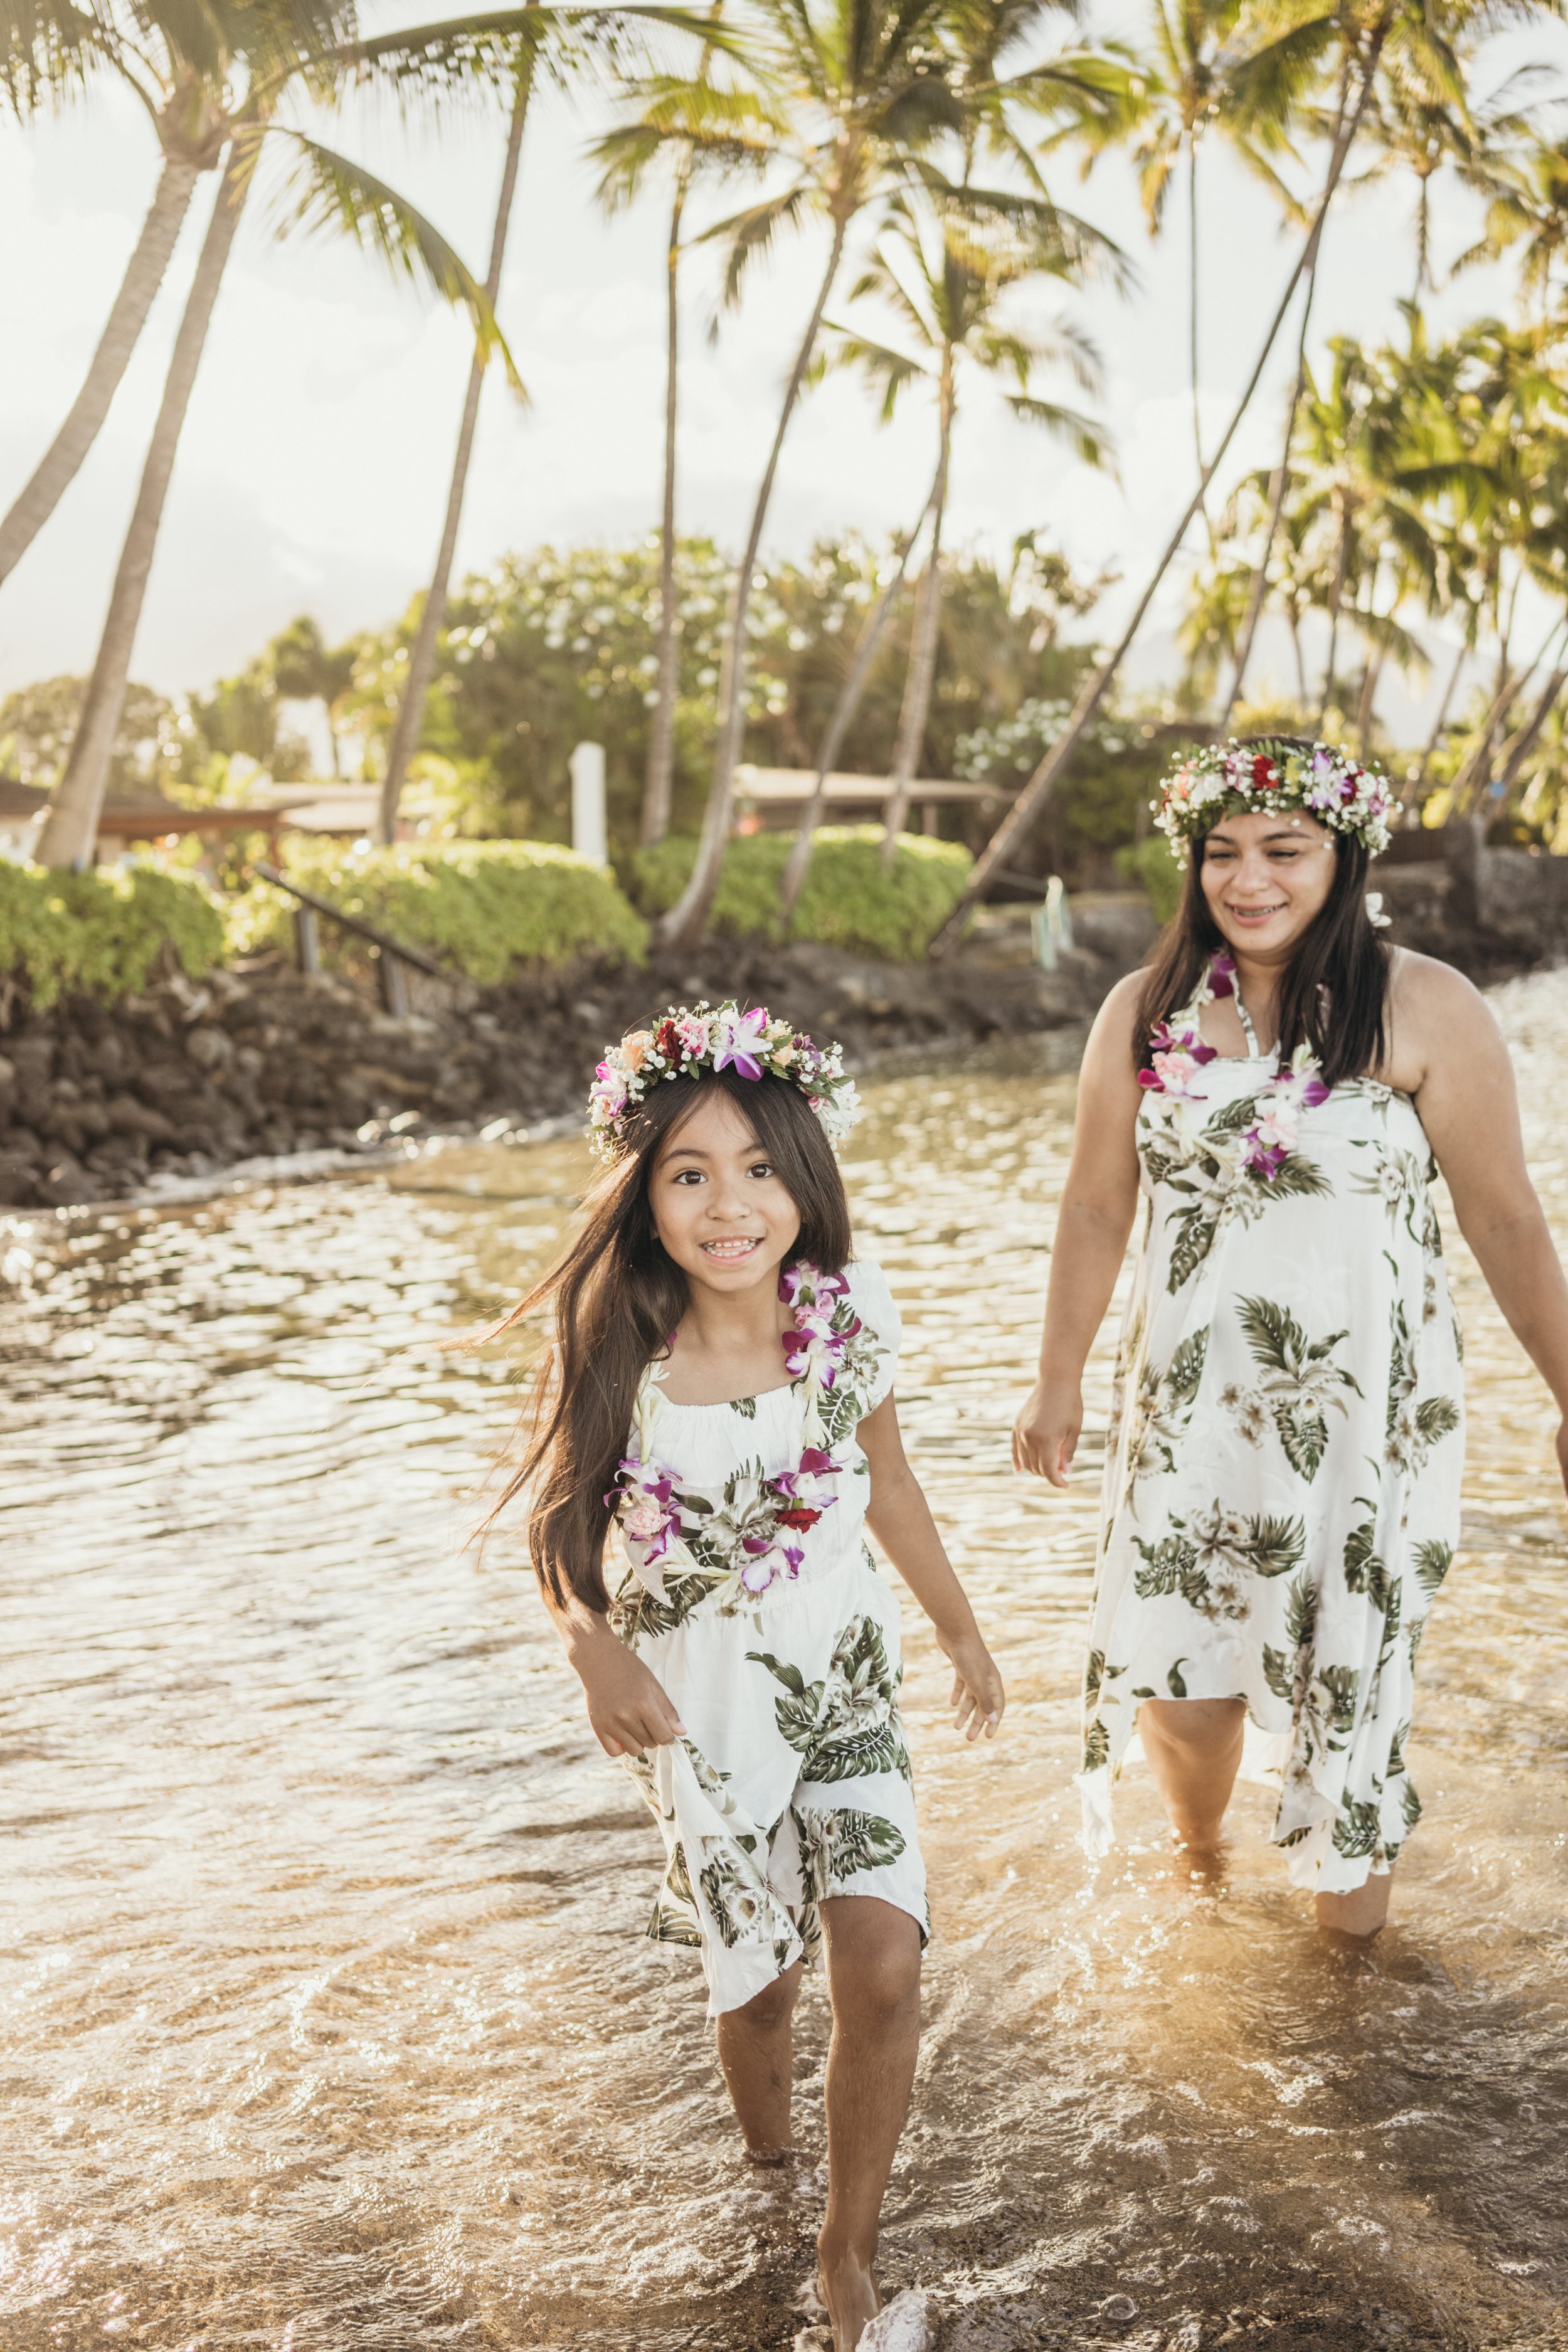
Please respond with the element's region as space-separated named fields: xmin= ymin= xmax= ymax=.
xmin=1140 ymin=952 xmax=1330 ymax=1179
xmin=587 ymin=1000 xmax=859 ymax=1165
xmin=1154 ymin=738 xmax=1399 ymax=862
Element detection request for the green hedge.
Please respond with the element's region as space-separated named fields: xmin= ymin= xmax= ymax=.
xmin=619 ymin=827 xmax=973 ymax=960
xmin=224 ymin=837 xmax=647 ymax=983
xmin=0 ymin=862 xmax=225 ymax=1008
xmin=1115 ymin=835 xmax=1184 ymax=925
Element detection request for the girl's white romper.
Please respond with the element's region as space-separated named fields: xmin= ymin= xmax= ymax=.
xmin=611 ymin=1259 xmax=928 ymax=2016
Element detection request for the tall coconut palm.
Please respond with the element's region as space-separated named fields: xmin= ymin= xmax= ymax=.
xmin=930 ymin=0 xmax=1534 ymax=951
xmin=0 ymin=0 xmax=351 ymax=589
xmin=33 ymin=9 xmax=536 ymax=869
xmin=268 ymin=614 xmax=361 ymax=776
xmin=822 ymin=192 xmax=1109 ymax=861
xmin=640 ymin=0 xmax=993 ymax=952
xmin=592 ymin=19 xmax=778 ymax=846
xmin=371 ymin=2 xmax=753 ymax=845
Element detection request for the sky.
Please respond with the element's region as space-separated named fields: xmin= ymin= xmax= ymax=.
xmin=2 ymin=4 xmax=1566 ymax=733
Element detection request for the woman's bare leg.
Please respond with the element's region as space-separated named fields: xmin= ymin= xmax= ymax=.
xmin=715 ymin=1959 xmax=802 ymax=2161
xmin=816 ymin=1896 xmax=923 ymax=2351
xmin=1138 ymin=1696 xmax=1248 ymax=1853
xmin=1316 ymin=1871 xmax=1392 ymax=1937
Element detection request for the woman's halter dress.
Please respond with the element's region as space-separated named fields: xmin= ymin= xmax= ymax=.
xmin=1081 ymin=955 xmax=1465 ymax=1892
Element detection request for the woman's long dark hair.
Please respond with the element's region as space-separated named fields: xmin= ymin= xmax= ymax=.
xmin=480 ymin=1064 xmax=853 ymax=1613
xmin=1135 ymin=736 xmax=1392 ymax=1087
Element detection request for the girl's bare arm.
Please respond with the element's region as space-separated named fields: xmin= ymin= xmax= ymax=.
xmin=859 ymin=1394 xmax=1005 ymax=1739
xmin=548 ymin=1591 xmax=686 ymax=1756
xmin=1013 ymin=974 xmax=1147 ymax=1487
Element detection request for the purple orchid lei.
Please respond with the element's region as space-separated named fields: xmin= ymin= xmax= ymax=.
xmin=605 ymin=1259 xmax=860 ymax=1602
xmin=1140 ymin=952 xmax=1330 ymax=1180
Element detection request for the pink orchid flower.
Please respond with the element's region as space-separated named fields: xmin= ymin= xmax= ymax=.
xmin=712 ymin=1005 xmax=769 ymax=1079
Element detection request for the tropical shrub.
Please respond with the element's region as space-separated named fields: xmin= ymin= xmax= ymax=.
xmin=619 ymin=827 xmax=973 ymax=960
xmin=1116 ymin=835 xmax=1184 ymax=924
xmin=0 ymin=862 xmax=225 ymax=1008
xmin=225 ymin=837 xmax=647 ymax=982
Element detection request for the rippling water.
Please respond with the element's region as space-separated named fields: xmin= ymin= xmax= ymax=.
xmin=4 ymin=979 xmax=1567 ymax=2352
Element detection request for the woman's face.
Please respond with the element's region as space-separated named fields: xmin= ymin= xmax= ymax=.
xmin=1199 ymin=808 xmax=1337 ymax=961
xmin=648 ymin=1088 xmax=802 ymax=1298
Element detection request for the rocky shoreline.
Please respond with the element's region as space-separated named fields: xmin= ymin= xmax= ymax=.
xmin=5 ymin=835 xmax=1568 ymax=1216
xmin=0 ymin=925 xmax=1139 ymax=1213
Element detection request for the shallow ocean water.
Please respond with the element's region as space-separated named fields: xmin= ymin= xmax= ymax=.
xmin=2 ymin=975 xmax=1566 ymax=2352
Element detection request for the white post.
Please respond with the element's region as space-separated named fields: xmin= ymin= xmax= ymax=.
xmin=570 ymin=741 xmax=608 ymax=868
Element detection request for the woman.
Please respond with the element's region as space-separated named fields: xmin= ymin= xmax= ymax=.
xmin=1014 ymin=737 xmax=1568 ymax=1934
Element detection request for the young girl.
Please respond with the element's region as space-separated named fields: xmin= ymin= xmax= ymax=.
xmin=489 ymin=1001 xmax=1004 ymax=2351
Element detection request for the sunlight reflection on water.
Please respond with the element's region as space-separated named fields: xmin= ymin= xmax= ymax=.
xmin=2 ymin=980 xmax=1566 ymax=2349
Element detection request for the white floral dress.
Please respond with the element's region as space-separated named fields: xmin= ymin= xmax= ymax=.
xmin=610 ymin=1260 xmax=927 ymax=2016
xmin=1082 ymin=961 xmax=1465 ymax=1893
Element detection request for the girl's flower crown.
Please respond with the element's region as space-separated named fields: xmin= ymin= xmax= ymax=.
xmin=586 ymin=1000 xmax=860 ymax=1165
xmin=1154 ymin=738 xmax=1400 ymax=862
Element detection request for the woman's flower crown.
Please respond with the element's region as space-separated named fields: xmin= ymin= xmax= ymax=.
xmin=1153 ymin=738 xmax=1400 ymax=862
xmin=586 ymin=1000 xmax=860 ymax=1165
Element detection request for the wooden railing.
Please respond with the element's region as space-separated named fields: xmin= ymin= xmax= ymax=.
xmin=252 ymin=863 xmax=443 ymax=1015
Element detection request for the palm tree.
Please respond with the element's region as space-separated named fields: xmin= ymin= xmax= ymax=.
xmin=34 ymin=12 xmax=533 ymax=869
xmin=1457 ymin=130 xmax=1568 ymax=318
xmin=591 ymin=19 xmax=776 ymax=846
xmin=0 ymin=0 xmax=349 ymax=589
xmin=644 ymin=0 xmax=989 ymax=952
xmin=268 ymin=615 xmax=361 ymax=776
xmin=822 ymin=193 xmax=1109 ymax=859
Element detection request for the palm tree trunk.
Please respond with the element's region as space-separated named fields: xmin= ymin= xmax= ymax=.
xmin=36 ymin=147 xmax=253 ymax=870
xmin=1413 ymin=633 xmax=1466 ymax=797
xmin=1221 ymin=63 xmax=1351 ymax=730
xmin=1190 ymin=140 xmax=1214 ymax=560
xmin=654 ymin=213 xmax=849 ymax=952
xmin=641 ymin=157 xmax=691 ymax=847
xmin=1353 ymin=623 xmax=1385 ymax=752
xmin=928 ymin=33 xmax=1384 ymax=960
xmin=777 ymin=503 xmax=930 ymax=921
xmin=378 ymin=66 xmax=532 ymax=844
xmin=1315 ymin=503 xmax=1351 ymax=732
xmin=1496 ymin=646 xmax=1567 ymax=803
xmin=0 ymin=151 xmax=203 ymax=591
xmin=879 ymin=374 xmax=952 ymax=862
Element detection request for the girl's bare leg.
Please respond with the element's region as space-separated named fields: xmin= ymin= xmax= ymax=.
xmin=1138 ymin=1696 xmax=1247 ymax=1855
xmin=715 ymin=1960 xmax=802 ymax=2161
xmin=816 ymin=1896 xmax=923 ymax=2351
xmin=1316 ymin=1872 xmax=1392 ymax=1937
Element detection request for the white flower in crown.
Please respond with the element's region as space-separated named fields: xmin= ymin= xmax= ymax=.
xmin=586 ymin=998 xmax=861 ymax=1164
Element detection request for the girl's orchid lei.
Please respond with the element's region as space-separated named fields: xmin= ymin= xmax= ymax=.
xmin=1153 ymin=738 xmax=1400 ymax=864
xmin=606 ymin=1261 xmax=858 ymax=1606
xmin=587 ymin=1000 xmax=859 ymax=1165
xmin=1140 ymin=952 xmax=1330 ymax=1180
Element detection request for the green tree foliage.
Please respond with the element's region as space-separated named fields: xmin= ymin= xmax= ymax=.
xmin=0 ymin=864 xmax=224 ymax=1007
xmin=0 ymin=676 xmax=181 ymax=796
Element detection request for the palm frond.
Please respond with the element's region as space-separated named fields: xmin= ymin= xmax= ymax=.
xmin=265 ymin=127 xmax=525 ymax=395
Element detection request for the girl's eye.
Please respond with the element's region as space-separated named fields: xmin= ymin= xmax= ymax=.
xmin=671 ymin=1169 xmax=704 ymax=1185
xmin=748 ymin=1161 xmax=774 ymax=1179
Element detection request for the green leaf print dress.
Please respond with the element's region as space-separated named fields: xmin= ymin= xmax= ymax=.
xmin=608 ymin=1260 xmax=928 ymax=2016
xmin=1081 ymin=958 xmax=1464 ymax=1892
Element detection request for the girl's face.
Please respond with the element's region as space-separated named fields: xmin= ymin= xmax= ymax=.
xmin=1199 ymin=808 xmax=1336 ymax=960
xmin=649 ymin=1089 xmax=802 ymax=1298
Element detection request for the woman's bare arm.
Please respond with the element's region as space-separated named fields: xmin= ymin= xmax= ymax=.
xmin=859 ymin=1395 xmax=1005 ymax=1739
xmin=1012 ymin=973 xmax=1147 ymax=1488
xmin=1401 ymin=955 xmax=1568 ymax=1490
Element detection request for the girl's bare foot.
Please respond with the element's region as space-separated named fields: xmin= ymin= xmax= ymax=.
xmin=818 ymin=2241 xmax=879 ymax=2349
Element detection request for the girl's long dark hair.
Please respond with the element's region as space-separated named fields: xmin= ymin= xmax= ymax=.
xmin=1135 ymin=736 xmax=1392 ymax=1088
xmin=481 ymin=1065 xmax=853 ymax=1613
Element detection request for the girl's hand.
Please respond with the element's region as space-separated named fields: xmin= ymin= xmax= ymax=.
xmin=1012 ymin=1377 xmax=1081 ymax=1488
xmin=575 ymin=1641 xmax=686 ymax=1758
xmin=939 ymin=1627 xmax=1005 ymax=1742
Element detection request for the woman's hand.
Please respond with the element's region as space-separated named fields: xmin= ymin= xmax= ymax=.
xmin=938 ymin=1626 xmax=1005 ymax=1741
xmin=1012 ymin=1377 xmax=1082 ymax=1488
xmin=1555 ymin=1417 xmax=1568 ymax=1500
xmin=572 ymin=1634 xmax=685 ymax=1757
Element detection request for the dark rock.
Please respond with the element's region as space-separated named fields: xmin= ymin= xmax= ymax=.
xmin=105 ymin=1093 xmax=178 ymax=1143
xmin=37 ymin=1153 xmax=102 ymax=1207
xmin=0 ymin=1152 xmax=38 ymax=1206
